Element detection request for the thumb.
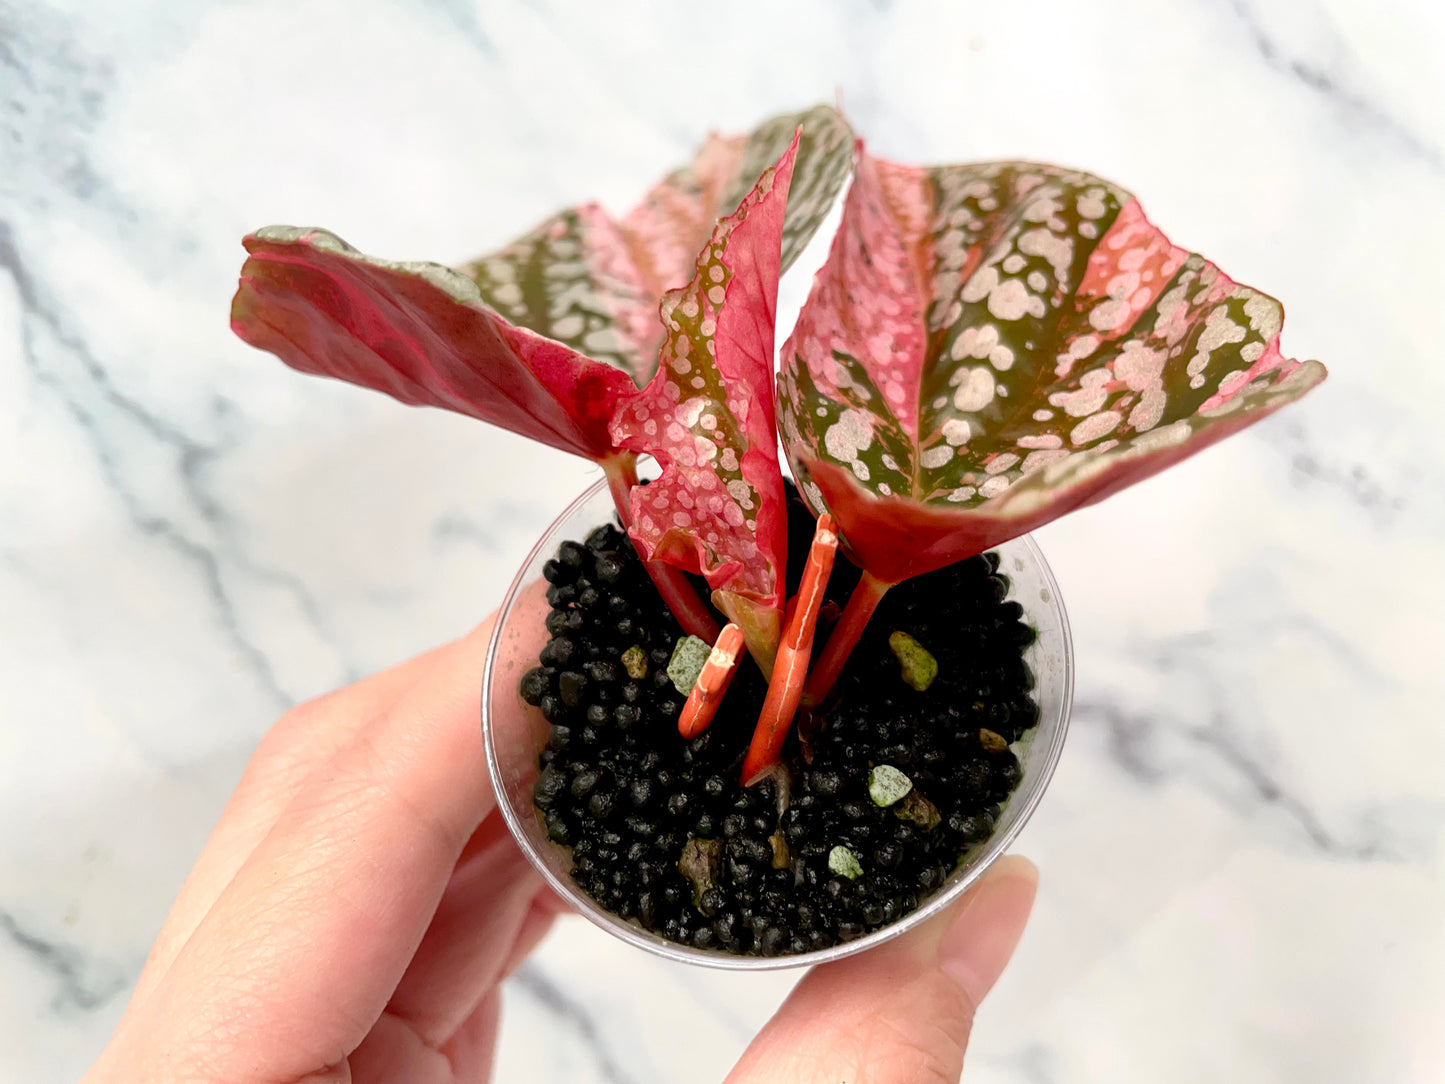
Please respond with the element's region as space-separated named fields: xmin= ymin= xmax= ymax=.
xmin=726 ymin=855 xmax=1038 ymax=1084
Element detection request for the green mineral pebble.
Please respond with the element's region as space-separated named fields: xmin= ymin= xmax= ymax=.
xmin=828 ymin=845 xmax=864 ymax=881
xmin=666 ymin=635 xmax=712 ymax=694
xmin=868 ymin=764 xmax=913 ymax=807
xmin=888 ymin=630 xmax=938 ymax=691
xmin=620 ymin=644 xmax=649 ymax=680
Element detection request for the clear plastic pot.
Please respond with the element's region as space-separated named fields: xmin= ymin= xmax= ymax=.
xmin=483 ymin=477 xmax=1073 ymax=971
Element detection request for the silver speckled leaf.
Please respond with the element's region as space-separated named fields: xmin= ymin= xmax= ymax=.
xmin=465 ymin=105 xmax=853 ymax=388
xmin=778 ymin=150 xmax=1327 ymax=583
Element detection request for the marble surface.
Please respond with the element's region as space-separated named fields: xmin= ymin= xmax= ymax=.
xmin=3 ymin=1 xmax=1443 ymax=1080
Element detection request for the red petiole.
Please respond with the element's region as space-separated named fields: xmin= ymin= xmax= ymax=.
xmin=677 ymin=623 xmax=745 ymax=739
xmin=800 ymin=568 xmax=893 ymax=709
xmin=741 ymin=514 xmax=838 ymax=785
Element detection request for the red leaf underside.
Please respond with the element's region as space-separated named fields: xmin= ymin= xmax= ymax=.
xmin=232 ymin=227 xmax=635 ymax=460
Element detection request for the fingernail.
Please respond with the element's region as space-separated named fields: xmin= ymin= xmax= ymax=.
xmin=936 ymin=855 xmax=1038 ymax=1007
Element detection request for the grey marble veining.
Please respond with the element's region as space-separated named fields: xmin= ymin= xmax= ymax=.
xmin=3 ymin=1 xmax=1443 ymax=1082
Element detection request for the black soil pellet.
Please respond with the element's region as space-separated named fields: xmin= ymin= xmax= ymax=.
xmin=523 ymin=487 xmax=1039 ymax=956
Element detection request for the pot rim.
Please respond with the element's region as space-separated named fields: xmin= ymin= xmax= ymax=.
xmin=483 ymin=475 xmax=1073 ymax=971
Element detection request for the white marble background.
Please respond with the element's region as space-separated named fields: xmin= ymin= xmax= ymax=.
xmin=3 ymin=0 xmax=1443 ymax=1080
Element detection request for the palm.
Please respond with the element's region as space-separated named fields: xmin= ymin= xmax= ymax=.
xmin=85 ymin=612 xmax=1034 ymax=1084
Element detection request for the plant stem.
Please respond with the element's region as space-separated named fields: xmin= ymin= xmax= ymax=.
xmin=678 ymin=623 xmax=744 ymax=738
xmin=656 ymin=567 xmax=723 ymax=642
xmin=600 ymin=454 xmax=721 ymax=643
xmin=800 ymin=568 xmax=894 ymax=708
xmin=711 ymin=590 xmax=781 ymax=680
xmin=602 ymin=453 xmax=639 ymax=527
xmin=742 ymin=515 xmax=838 ymax=785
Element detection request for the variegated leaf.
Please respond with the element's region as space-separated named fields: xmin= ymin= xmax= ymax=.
xmin=232 ymin=226 xmax=636 ymax=460
xmin=734 ymin=105 xmax=854 ymax=272
xmin=463 ymin=104 xmax=854 ymax=387
xmin=610 ymin=137 xmax=799 ymax=667
xmin=626 ymin=103 xmax=855 ymax=284
xmin=614 ymin=129 xmax=749 ymax=324
xmin=779 ymin=151 xmax=1328 ymax=583
xmin=464 ymin=203 xmax=661 ymax=388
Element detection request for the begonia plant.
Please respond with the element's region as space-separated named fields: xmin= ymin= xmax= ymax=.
xmin=231 ymin=106 xmax=1325 ymax=785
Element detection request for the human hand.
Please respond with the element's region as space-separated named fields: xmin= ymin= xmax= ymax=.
xmin=86 ymin=613 xmax=1037 ymax=1084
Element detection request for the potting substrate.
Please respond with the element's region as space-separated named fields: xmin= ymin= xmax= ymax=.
xmin=522 ymin=489 xmax=1040 ymax=957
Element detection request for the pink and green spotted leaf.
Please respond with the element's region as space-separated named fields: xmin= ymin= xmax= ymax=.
xmin=620 ymin=104 xmax=855 ymax=292
xmin=463 ymin=104 xmax=853 ymax=385
xmin=233 ymin=108 xmax=851 ymax=458
xmin=779 ymin=150 xmax=1328 ymax=585
xmin=231 ymin=226 xmax=635 ymax=460
xmin=611 ymin=136 xmax=800 ymax=675
xmin=459 ymin=204 xmax=663 ymax=389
